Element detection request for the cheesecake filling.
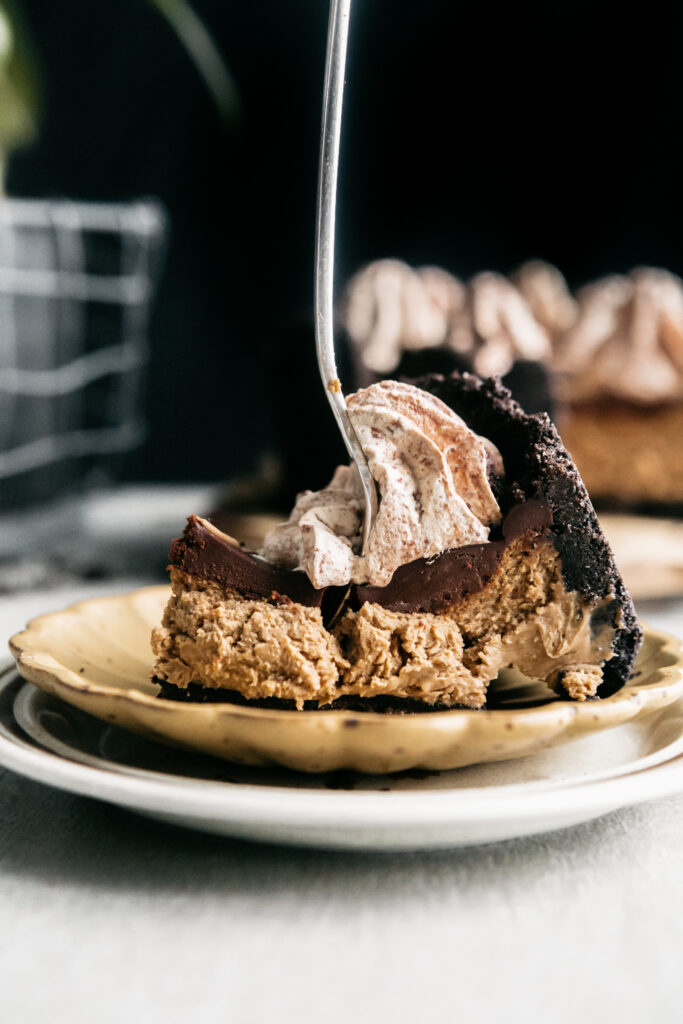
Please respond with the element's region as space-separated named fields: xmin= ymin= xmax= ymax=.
xmin=152 ymin=534 xmax=617 ymax=709
xmin=559 ymin=400 xmax=683 ymax=505
xmin=152 ymin=569 xmax=347 ymax=706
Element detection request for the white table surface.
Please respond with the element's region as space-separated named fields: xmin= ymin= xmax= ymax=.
xmin=1 ymin=489 xmax=683 ymax=1024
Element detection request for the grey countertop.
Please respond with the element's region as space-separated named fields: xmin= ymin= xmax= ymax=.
xmin=1 ymin=489 xmax=682 ymax=1024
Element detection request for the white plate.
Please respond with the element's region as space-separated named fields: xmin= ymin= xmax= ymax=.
xmin=1 ymin=665 xmax=683 ymax=850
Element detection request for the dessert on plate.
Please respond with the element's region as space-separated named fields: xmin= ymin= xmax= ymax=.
xmin=553 ymin=267 xmax=683 ymax=511
xmin=152 ymin=372 xmax=641 ymax=711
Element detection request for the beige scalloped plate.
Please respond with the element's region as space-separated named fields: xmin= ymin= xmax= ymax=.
xmin=8 ymin=586 xmax=683 ymax=775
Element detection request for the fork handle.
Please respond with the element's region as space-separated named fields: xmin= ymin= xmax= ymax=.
xmin=314 ymin=0 xmax=378 ymax=553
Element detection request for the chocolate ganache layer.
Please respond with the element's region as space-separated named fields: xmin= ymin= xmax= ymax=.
xmin=354 ymin=499 xmax=552 ymax=613
xmin=171 ymin=516 xmax=325 ymax=608
xmin=171 ymin=499 xmax=552 ymax=619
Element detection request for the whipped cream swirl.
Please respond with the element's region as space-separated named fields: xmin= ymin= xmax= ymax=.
xmin=452 ymin=271 xmax=552 ymax=376
xmin=344 ymin=259 xmax=466 ymax=374
xmin=343 ymin=259 xmax=552 ymax=379
xmin=513 ymin=260 xmax=578 ymax=342
xmin=261 ymin=381 xmax=504 ymax=588
xmin=556 ymin=268 xmax=683 ymax=404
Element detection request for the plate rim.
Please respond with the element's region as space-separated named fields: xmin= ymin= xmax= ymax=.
xmin=8 ymin=586 xmax=683 ymax=777
xmin=13 ymin=675 xmax=683 ymax=800
xmin=1 ymin=664 xmax=683 ymax=832
xmin=8 ymin=584 xmax=683 ymax=728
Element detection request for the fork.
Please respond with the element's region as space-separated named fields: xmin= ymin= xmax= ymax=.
xmin=314 ymin=0 xmax=378 ymax=553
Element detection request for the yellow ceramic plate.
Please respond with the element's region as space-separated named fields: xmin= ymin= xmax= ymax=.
xmin=9 ymin=586 xmax=683 ymax=774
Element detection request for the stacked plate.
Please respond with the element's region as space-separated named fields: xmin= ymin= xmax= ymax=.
xmin=3 ymin=586 xmax=683 ymax=851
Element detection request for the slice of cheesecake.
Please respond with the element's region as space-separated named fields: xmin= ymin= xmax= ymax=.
xmin=152 ymin=374 xmax=641 ymax=710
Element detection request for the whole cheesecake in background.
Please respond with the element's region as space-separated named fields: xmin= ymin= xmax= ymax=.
xmin=152 ymin=374 xmax=641 ymax=711
xmin=552 ymin=268 xmax=683 ymax=511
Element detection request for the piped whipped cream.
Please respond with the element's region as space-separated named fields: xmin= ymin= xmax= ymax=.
xmin=556 ymin=268 xmax=683 ymax=404
xmin=261 ymin=381 xmax=504 ymax=588
xmin=513 ymin=260 xmax=578 ymax=342
xmin=344 ymin=259 xmax=466 ymax=374
xmin=452 ymin=271 xmax=552 ymax=376
xmin=343 ymin=259 xmax=552 ymax=379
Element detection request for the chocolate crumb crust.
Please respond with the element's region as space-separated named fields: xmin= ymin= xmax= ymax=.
xmin=154 ymin=679 xmax=464 ymax=713
xmin=393 ymin=350 xmax=554 ymax=418
xmin=412 ymin=371 xmax=642 ymax=696
xmin=155 ymin=678 xmax=569 ymax=713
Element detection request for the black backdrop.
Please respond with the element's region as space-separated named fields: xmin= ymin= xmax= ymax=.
xmin=9 ymin=0 xmax=683 ymax=482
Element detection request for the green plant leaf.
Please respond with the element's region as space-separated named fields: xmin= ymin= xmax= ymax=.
xmin=148 ymin=0 xmax=240 ymax=122
xmin=0 ymin=0 xmax=41 ymax=158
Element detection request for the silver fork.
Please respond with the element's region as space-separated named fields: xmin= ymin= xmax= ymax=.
xmin=314 ymin=0 xmax=378 ymax=553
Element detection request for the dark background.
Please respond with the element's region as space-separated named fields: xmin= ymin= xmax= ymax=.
xmin=8 ymin=0 xmax=683 ymax=483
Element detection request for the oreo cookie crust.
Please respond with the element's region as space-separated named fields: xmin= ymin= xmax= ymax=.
xmin=413 ymin=371 xmax=642 ymax=697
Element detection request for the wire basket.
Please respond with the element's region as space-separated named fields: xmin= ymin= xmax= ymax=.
xmin=0 ymin=198 xmax=167 ymax=510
